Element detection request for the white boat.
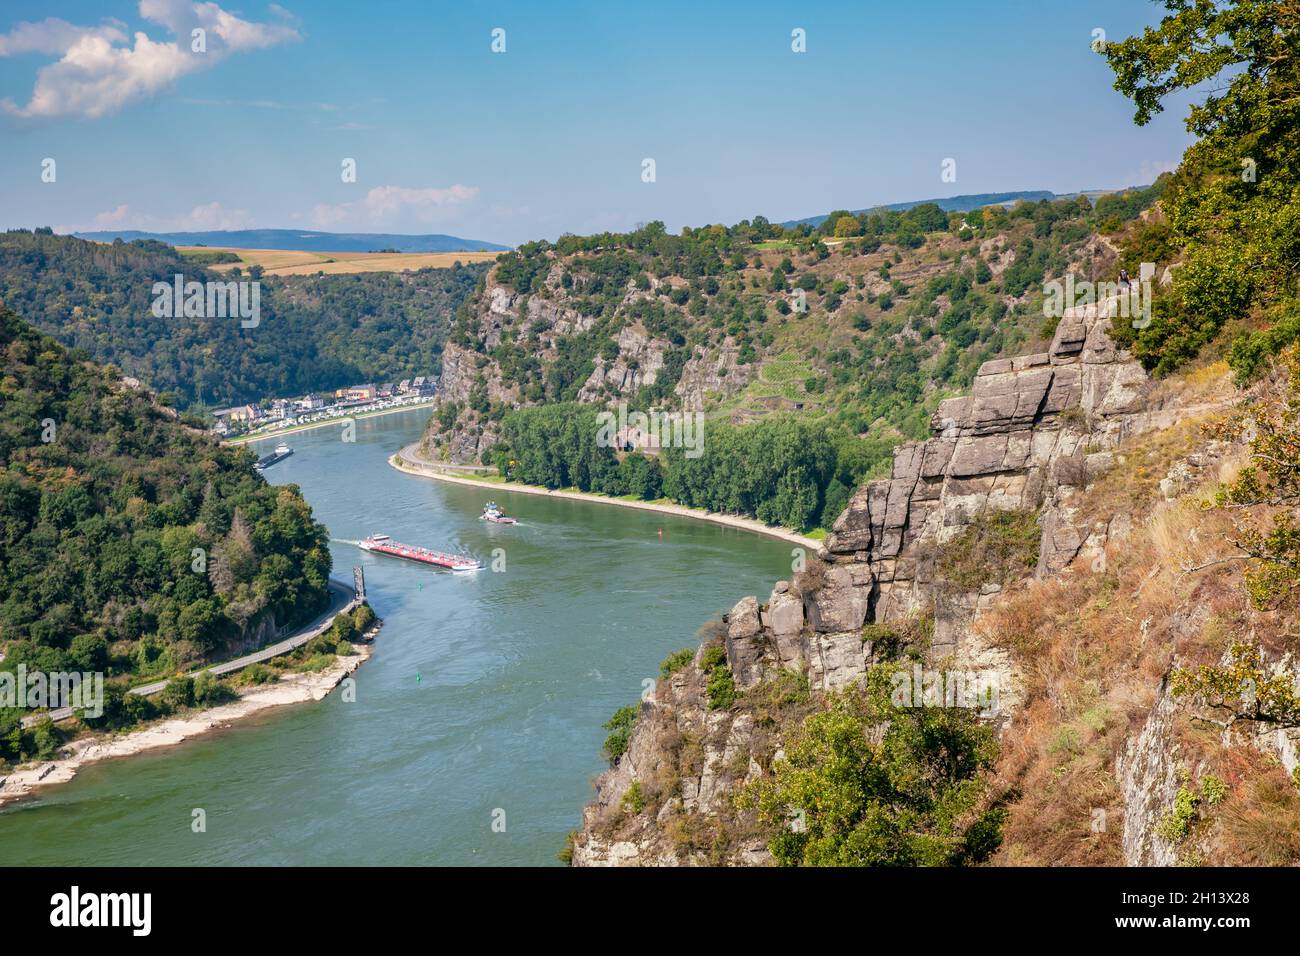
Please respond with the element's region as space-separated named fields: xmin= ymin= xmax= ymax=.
xmin=479 ymin=501 xmax=517 ymax=524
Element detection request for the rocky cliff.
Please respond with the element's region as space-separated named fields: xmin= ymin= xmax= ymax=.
xmin=422 ymin=267 xmax=757 ymax=464
xmin=713 ymin=297 xmax=1157 ymax=699
xmin=570 ymin=296 xmax=1282 ymax=867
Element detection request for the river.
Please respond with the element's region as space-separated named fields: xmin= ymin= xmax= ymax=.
xmin=1 ymin=408 xmax=793 ymax=865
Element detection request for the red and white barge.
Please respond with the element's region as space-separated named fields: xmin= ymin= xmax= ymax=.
xmin=358 ymin=534 xmax=484 ymax=572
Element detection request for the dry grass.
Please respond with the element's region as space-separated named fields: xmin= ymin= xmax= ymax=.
xmin=180 ymin=246 xmax=499 ymax=276
xmin=979 ymin=398 xmax=1300 ymax=866
xmin=1213 ymin=756 xmax=1300 ymax=865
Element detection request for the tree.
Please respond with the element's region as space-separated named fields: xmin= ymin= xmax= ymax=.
xmin=1172 ymin=642 xmax=1300 ymax=730
xmin=1205 ymin=344 xmax=1300 ymax=607
xmin=738 ymin=667 xmax=1003 ymax=866
xmin=1104 ymin=0 xmax=1300 ymax=373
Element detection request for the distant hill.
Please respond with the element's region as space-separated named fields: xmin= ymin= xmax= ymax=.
xmin=782 ymin=191 xmax=1054 ymax=229
xmin=781 ymin=189 xmax=1151 ymax=230
xmin=72 ymin=228 xmax=510 ymax=253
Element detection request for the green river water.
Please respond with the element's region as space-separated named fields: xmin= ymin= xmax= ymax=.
xmin=2 ymin=408 xmax=792 ymax=865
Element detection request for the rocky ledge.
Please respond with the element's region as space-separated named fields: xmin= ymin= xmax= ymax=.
xmin=572 ymin=302 xmax=1191 ymax=866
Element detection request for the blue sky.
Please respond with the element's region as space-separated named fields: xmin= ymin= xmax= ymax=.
xmin=0 ymin=1 xmax=1197 ymax=246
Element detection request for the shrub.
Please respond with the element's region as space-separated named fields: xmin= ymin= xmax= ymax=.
xmin=193 ymin=671 xmax=236 ymax=707
xmin=861 ymin=610 xmax=933 ymax=660
xmin=659 ymin=648 xmax=695 ymax=679
xmin=160 ymin=674 xmax=195 ymax=710
xmin=706 ymin=666 xmax=736 ymax=710
xmin=241 ymin=663 xmax=278 ymax=685
xmin=295 ymin=653 xmax=335 ymax=673
xmin=738 ymin=667 xmax=1002 ymax=866
xmin=699 ymin=643 xmax=727 ymax=672
xmin=602 ymin=704 xmax=639 ymax=763
xmin=937 ymin=509 xmax=1041 ymax=592
xmin=352 ymin=603 xmax=377 ymax=633
xmin=622 ymin=781 xmax=646 ymax=815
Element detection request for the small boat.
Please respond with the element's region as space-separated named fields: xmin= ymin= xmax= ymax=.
xmin=359 ymin=534 xmax=484 ymax=572
xmin=479 ymin=501 xmax=517 ymax=524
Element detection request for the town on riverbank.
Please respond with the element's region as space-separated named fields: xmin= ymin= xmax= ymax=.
xmin=212 ymin=376 xmax=439 ymax=442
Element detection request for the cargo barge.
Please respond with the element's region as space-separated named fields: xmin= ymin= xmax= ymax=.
xmin=358 ymin=534 xmax=484 ymax=572
xmin=255 ymin=442 xmax=293 ymax=471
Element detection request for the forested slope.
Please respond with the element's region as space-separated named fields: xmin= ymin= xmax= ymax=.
xmin=0 ymin=230 xmax=485 ymax=409
xmin=0 ymin=307 xmax=332 ymax=726
xmin=422 ymin=186 xmax=1163 ymax=530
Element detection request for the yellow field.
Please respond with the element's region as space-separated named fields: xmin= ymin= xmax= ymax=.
xmin=178 ymin=246 xmax=500 ymax=275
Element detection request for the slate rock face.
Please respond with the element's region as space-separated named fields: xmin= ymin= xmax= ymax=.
xmin=718 ymin=299 xmax=1156 ymax=691
xmin=572 ymin=297 xmax=1193 ymax=867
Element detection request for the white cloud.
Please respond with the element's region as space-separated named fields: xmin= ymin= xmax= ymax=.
xmin=0 ymin=2 xmax=300 ymax=121
xmin=69 ymin=200 xmax=255 ymax=233
xmin=0 ymin=17 xmax=126 ymax=56
xmin=311 ymin=184 xmax=480 ymax=228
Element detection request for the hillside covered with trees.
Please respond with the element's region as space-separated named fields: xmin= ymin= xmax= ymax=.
xmin=0 ymin=307 xmax=333 ymax=758
xmin=1102 ymin=0 xmax=1299 ymax=385
xmin=0 ymin=229 xmax=486 ymax=409
xmin=426 ymin=183 xmax=1163 ymax=530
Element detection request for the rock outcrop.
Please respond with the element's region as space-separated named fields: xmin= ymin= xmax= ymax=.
xmin=570 ymin=299 xmax=1213 ymax=867
xmin=714 ymin=299 xmax=1153 ymax=696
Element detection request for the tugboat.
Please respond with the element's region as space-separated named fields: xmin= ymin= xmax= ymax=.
xmin=479 ymin=501 xmax=517 ymax=524
xmin=358 ymin=534 xmax=484 ymax=572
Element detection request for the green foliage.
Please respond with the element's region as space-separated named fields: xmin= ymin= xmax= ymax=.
xmin=659 ymin=648 xmax=695 ymax=679
xmin=936 ymin=509 xmax=1041 ymax=592
xmin=621 ymin=781 xmax=646 ymax=815
xmin=1157 ymin=773 xmax=1228 ymax=847
xmin=738 ymin=667 xmax=1003 ymax=866
xmin=241 ymin=663 xmax=278 ymax=685
xmin=699 ymin=644 xmax=727 ymax=672
xmin=192 ymin=671 xmax=235 ymax=707
xmin=179 ymin=249 xmax=242 ymax=266
xmin=352 ymin=602 xmax=377 ymax=634
xmin=0 ymin=230 xmax=484 ymax=408
xmin=1171 ymin=642 xmax=1300 ymax=729
xmin=329 ymin=611 xmax=360 ymax=645
xmin=660 ymin=417 xmax=838 ymax=531
xmin=697 ymin=641 xmax=735 ymax=710
xmin=0 ymin=712 xmax=62 ymax=766
xmin=0 ymin=308 xmax=331 ymax=693
xmin=861 ymin=610 xmax=934 ymax=660
xmin=1229 ymin=302 xmax=1300 ymax=384
xmin=160 ymin=674 xmax=196 ymax=710
xmin=1208 ymin=346 xmax=1300 ymax=609
xmin=602 ymin=704 xmax=639 ymax=764
xmin=706 ymin=665 xmax=736 ymax=711
xmin=1103 ymin=1 xmax=1300 ymax=375
xmin=495 ymin=407 xmax=864 ymax=531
